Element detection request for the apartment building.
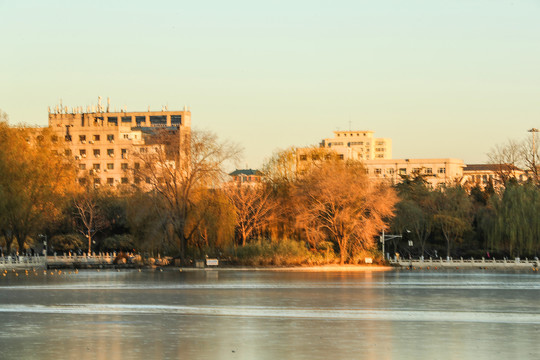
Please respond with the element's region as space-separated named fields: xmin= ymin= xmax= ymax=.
xmin=320 ymin=130 xmax=392 ymax=160
xmin=48 ymin=99 xmax=191 ymax=187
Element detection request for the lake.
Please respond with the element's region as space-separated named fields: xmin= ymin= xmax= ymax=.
xmin=0 ymin=268 xmax=539 ymax=359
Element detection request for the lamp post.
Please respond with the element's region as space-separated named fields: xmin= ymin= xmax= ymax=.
xmin=528 ymin=128 xmax=539 ymax=176
xmin=380 ymin=230 xmax=402 ymax=260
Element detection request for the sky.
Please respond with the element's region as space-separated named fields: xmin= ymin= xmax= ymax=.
xmin=1 ymin=0 xmax=539 ymax=169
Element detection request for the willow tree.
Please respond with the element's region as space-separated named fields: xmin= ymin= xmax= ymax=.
xmin=490 ymin=183 xmax=540 ymax=256
xmin=294 ymin=160 xmax=397 ymax=265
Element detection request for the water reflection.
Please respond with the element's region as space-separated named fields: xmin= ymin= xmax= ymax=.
xmin=0 ymin=269 xmax=539 ymax=360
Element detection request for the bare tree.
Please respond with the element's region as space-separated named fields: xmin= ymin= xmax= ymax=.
xmin=135 ymin=129 xmax=241 ymax=262
xmin=487 ymin=139 xmax=523 ymax=185
xmin=294 ymin=160 xmax=397 ymax=265
xmin=73 ymin=191 xmax=108 ymax=255
xmin=224 ymin=184 xmax=275 ymax=246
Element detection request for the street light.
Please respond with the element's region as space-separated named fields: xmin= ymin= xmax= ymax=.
xmin=380 ymin=229 xmax=412 ymax=260
xmin=380 ymin=230 xmax=402 ymax=260
xmin=528 ymin=128 xmax=539 ymax=174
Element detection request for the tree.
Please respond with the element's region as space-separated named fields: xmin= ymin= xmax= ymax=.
xmin=489 ymin=183 xmax=540 ymax=257
xmin=224 ymin=184 xmax=275 ymax=246
xmin=487 ymin=139 xmax=523 ymax=185
xmin=0 ymin=114 xmax=77 ymax=253
xmin=294 ymin=160 xmax=397 ymax=265
xmin=393 ymin=177 xmax=436 ymax=257
xmin=135 ymin=129 xmax=241 ymax=262
xmin=433 ymin=186 xmax=473 ymax=259
xmin=73 ymin=190 xmax=109 ymax=255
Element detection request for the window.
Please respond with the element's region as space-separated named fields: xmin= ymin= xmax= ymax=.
xmin=122 ymin=116 xmax=132 ymax=123
xmin=93 ymin=149 xmax=100 ymax=157
xmin=136 ymin=116 xmax=146 ymax=126
xmin=51 ymin=135 xmax=58 ymax=143
xmin=134 ymin=162 xmax=140 ymax=170
xmin=107 ymin=149 xmax=114 ymax=157
xmin=375 ymin=168 xmax=382 ymax=175
xmin=94 ymin=178 xmax=101 ymax=185
xmin=425 ymin=168 xmax=433 ymax=174
xmin=107 ymin=134 xmax=114 ymax=142
xmin=150 ymin=115 xmax=167 ymax=125
xmin=134 ymin=177 xmax=141 ymax=185
xmin=376 ymin=154 xmax=384 ymax=158
xmin=438 ymin=168 xmax=446 ymax=174
xmin=107 ymin=163 xmax=114 ymax=170
xmin=121 ymin=163 xmax=128 ymax=170
xmin=79 ymin=135 xmax=86 ymax=143
xmin=107 ymin=178 xmax=114 ymax=185
xmin=65 ymin=149 xmax=72 ymax=156
xmin=93 ymin=163 xmax=100 ymax=170
xmin=78 ymin=178 xmax=86 ymax=185
xmin=107 ymin=117 xmax=118 ymax=125
xmin=376 ymin=148 xmax=385 ymax=152
xmin=399 ymin=168 xmax=407 ymax=175
xmin=93 ymin=135 xmax=100 ymax=141
xmin=171 ymin=115 xmax=182 ymax=125
xmin=413 ymin=168 xmax=421 ymax=174
xmin=123 ymin=134 xmax=130 ymax=139
xmin=386 ymin=168 xmax=395 ymax=175
xmin=79 ymin=149 xmax=87 ymax=157
xmin=339 ymin=154 xmax=344 ymax=160
xmin=121 ymin=149 xmax=128 ymax=158
xmin=121 ymin=177 xmax=129 ymax=184
xmin=79 ymin=163 xmax=86 ymax=170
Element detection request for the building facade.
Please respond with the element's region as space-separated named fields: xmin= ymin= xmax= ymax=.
xmin=320 ymin=130 xmax=392 ymax=160
xmin=298 ymin=130 xmax=464 ymax=187
xmin=363 ymin=158 xmax=465 ymax=187
xmin=48 ymin=99 xmax=191 ymax=187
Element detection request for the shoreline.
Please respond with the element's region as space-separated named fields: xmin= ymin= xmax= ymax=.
xmin=175 ymin=265 xmax=395 ymax=272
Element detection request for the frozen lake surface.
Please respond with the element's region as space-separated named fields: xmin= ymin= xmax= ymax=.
xmin=1 ymin=269 xmax=539 ymax=359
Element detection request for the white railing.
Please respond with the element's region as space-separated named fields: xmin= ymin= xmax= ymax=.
xmin=393 ymin=256 xmax=540 ymax=268
xmin=0 ymin=255 xmax=46 ymax=269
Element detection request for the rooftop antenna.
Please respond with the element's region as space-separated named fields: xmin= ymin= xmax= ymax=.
xmin=98 ymin=96 xmax=102 ymax=112
xmin=107 ymin=97 xmax=110 ymax=112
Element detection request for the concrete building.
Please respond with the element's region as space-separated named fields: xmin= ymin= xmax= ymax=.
xmin=48 ymin=98 xmax=191 ymax=187
xmin=320 ymin=130 xmax=392 ymax=160
xmin=364 ymin=158 xmax=465 ymax=187
xmin=462 ymin=164 xmax=529 ymax=189
xmin=298 ymin=130 xmax=464 ymax=187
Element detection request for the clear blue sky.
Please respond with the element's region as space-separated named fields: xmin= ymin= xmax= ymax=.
xmin=1 ymin=0 xmax=539 ymax=168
